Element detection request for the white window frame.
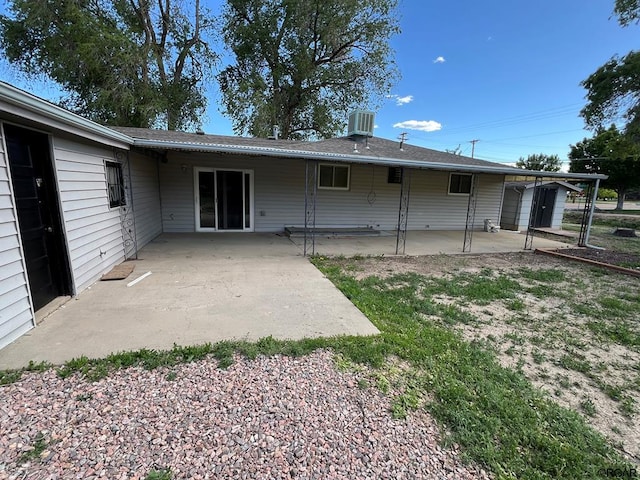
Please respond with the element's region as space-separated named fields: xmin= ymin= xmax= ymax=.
xmin=318 ymin=163 xmax=350 ymax=190
xmin=193 ymin=167 xmax=254 ymax=232
xmin=448 ymin=173 xmax=473 ymax=196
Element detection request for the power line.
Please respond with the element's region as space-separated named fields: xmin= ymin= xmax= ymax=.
xmin=433 ymin=103 xmax=583 ymax=137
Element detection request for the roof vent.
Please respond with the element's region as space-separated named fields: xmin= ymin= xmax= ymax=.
xmin=348 ymin=110 xmax=375 ymax=137
xmin=196 ymin=129 xmax=205 ymax=135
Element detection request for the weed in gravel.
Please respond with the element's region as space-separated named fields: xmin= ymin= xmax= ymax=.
xmin=75 ymin=393 xmax=93 ymax=401
xmin=587 ymin=321 xmax=640 ymax=349
xmin=619 ymin=396 xmax=637 ymax=418
xmin=532 ymin=349 xmax=546 ymax=364
xmin=0 ymin=361 xmax=53 ymax=385
xmin=145 ymin=469 xmax=172 ymax=480
xmin=357 ymin=378 xmax=369 ymax=390
xmin=505 ymin=298 xmax=526 ymax=311
xmin=580 ymin=397 xmax=597 ymax=417
xmin=375 ymin=373 xmax=391 ymax=394
xmin=165 ymin=371 xmax=177 ymax=381
xmin=391 ymin=388 xmax=421 ymax=419
xmin=557 ymin=352 xmax=592 ymax=374
xmin=18 ymin=431 xmax=51 ymax=464
xmin=0 ymin=369 xmax=22 ymax=385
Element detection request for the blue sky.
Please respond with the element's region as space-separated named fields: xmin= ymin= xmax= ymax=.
xmin=0 ymin=0 xmax=637 ymax=168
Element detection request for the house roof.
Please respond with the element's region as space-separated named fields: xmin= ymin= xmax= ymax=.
xmin=505 ymin=180 xmax=583 ymax=192
xmin=0 ymin=81 xmax=607 ymax=181
xmin=113 ymin=127 xmax=608 ymax=180
xmin=0 ymin=82 xmax=131 ymax=148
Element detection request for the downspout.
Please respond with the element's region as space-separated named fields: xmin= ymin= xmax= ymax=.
xmin=583 ymin=178 xmax=601 ymax=249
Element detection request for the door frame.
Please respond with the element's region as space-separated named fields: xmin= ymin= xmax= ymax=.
xmin=194 ymin=167 xmax=254 ymax=232
xmin=1 ymin=121 xmax=74 ymax=311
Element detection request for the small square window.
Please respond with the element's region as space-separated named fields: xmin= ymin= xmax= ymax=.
xmin=106 ymin=161 xmax=126 ymax=208
xmin=318 ymin=164 xmax=350 ymax=190
xmin=448 ymin=173 xmax=472 ymax=195
xmin=388 ymin=167 xmax=402 ymax=184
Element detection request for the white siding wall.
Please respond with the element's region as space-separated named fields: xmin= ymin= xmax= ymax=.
xmin=0 ymin=124 xmax=34 ymax=349
xmin=518 ymin=189 xmax=534 ymax=230
xmin=53 ymin=137 xmax=124 ymax=292
xmin=130 ymin=152 xmax=162 ymax=249
xmin=158 ymin=152 xmax=506 ymax=232
xmin=500 ymin=188 xmax=522 ymax=231
xmin=551 ymin=187 xmax=569 ymax=229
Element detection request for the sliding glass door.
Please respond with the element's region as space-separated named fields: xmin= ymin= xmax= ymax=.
xmin=195 ymin=168 xmax=253 ymax=231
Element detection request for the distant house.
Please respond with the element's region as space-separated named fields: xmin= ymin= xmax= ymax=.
xmin=0 ymin=82 xmax=605 ymax=349
xmin=500 ymin=181 xmax=582 ymax=231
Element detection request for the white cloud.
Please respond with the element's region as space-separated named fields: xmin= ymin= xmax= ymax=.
xmin=395 ymin=95 xmax=413 ymax=106
xmin=433 ymin=56 xmax=445 ymax=64
xmin=393 ymin=120 xmax=442 ymax=132
xmin=386 ymin=94 xmax=414 ymax=106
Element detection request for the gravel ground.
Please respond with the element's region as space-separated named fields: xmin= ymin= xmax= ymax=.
xmin=0 ymin=351 xmax=489 ymax=479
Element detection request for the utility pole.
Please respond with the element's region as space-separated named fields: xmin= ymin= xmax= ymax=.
xmin=398 ymin=132 xmax=408 ymax=150
xmin=470 ymin=139 xmax=479 ymax=158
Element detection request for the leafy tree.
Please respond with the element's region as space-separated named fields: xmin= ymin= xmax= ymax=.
xmin=0 ymin=0 xmax=216 ymax=130
xmin=569 ymin=125 xmax=640 ymax=209
xmin=580 ymin=1 xmax=640 ymax=130
xmin=614 ymin=0 xmax=640 ymax=26
xmin=217 ymin=0 xmax=400 ymax=140
xmin=515 ymin=153 xmax=562 ymax=172
xmin=580 ymin=51 xmax=640 ymax=131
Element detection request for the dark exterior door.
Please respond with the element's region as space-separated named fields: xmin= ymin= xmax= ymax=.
xmin=533 ymin=187 xmax=557 ymax=228
xmin=216 ymin=170 xmax=244 ymax=230
xmin=4 ymin=124 xmax=71 ymax=311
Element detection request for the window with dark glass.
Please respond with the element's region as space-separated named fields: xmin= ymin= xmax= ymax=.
xmin=448 ymin=173 xmax=472 ymax=195
xmin=106 ymin=161 xmax=126 ymax=207
xmin=318 ymin=164 xmax=350 ymax=190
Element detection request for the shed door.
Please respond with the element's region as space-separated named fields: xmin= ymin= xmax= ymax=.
xmin=4 ymin=124 xmax=72 ymax=310
xmin=533 ymin=187 xmax=557 ymax=228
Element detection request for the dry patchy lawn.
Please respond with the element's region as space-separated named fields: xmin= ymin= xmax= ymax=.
xmin=339 ymin=252 xmax=640 ymax=463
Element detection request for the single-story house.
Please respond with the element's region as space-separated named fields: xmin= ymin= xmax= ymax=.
xmin=500 ymin=181 xmax=582 ymax=231
xmin=0 ymin=82 xmax=606 ymax=350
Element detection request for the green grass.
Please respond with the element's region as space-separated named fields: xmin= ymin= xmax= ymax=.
xmin=310 ymin=256 xmax=629 ymax=480
xmin=563 ymin=211 xmax=640 ymax=229
xmin=519 ymin=268 xmax=567 ymax=283
xmin=1 ymin=257 xmax=635 ymax=480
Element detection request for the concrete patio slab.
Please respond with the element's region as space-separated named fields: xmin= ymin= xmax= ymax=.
xmin=0 ymin=233 xmax=379 ymax=369
xmin=289 ymin=230 xmax=574 ymax=256
xmin=0 ymin=230 xmax=573 ymax=370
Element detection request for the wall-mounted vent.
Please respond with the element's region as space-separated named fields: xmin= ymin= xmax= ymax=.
xmin=348 ymin=110 xmax=375 ymax=137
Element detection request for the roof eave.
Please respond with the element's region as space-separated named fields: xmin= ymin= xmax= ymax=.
xmin=131 ymin=138 xmax=608 ymax=180
xmin=0 ymin=82 xmax=133 ymax=148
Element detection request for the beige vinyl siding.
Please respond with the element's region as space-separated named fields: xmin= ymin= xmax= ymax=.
xmin=130 ymin=152 xmax=162 ymax=249
xmin=0 ymin=124 xmax=34 ymax=349
xmin=551 ymin=187 xmax=568 ymax=229
xmin=500 ymin=188 xmax=522 ymax=231
xmin=517 ymin=189 xmax=534 ymax=230
xmin=159 ymin=153 xmax=506 ymax=232
xmin=53 ymin=137 xmax=124 ymax=292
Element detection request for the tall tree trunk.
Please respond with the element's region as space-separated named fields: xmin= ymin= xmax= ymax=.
xmin=616 ymin=188 xmax=626 ymax=210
